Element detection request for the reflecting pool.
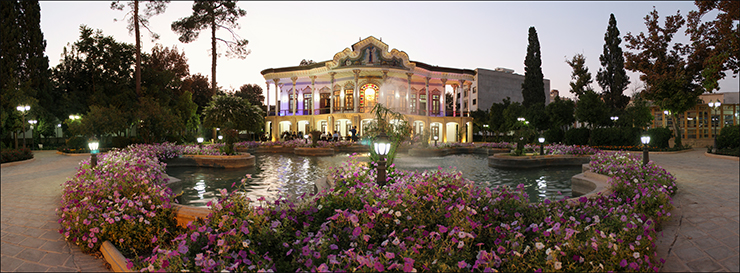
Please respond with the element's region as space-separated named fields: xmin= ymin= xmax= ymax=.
xmin=167 ymin=153 xmax=580 ymax=206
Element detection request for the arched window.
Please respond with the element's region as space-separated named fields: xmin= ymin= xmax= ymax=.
xmin=360 ymin=83 xmax=379 ymax=113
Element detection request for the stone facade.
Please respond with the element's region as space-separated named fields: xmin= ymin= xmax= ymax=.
xmin=473 ymin=67 xmax=551 ymax=112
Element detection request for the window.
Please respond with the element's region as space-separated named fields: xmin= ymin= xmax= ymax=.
xmin=303 ymin=93 xmax=312 ymax=114
xmin=432 ymin=94 xmax=440 ymax=115
xmin=345 ymin=89 xmax=353 ymax=110
xmin=472 ymin=99 xmax=476 ymax=105
xmin=419 ymin=94 xmax=427 ymax=115
xmin=289 ymin=92 xmax=295 ymax=112
xmin=333 ymin=91 xmax=341 ymax=110
xmin=410 ymin=94 xmax=417 ymax=114
xmin=473 ymin=87 xmax=476 ymax=94
xmin=320 ymin=93 xmax=330 ymax=113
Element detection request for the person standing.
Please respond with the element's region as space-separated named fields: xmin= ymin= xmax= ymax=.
xmin=350 ymin=126 xmax=357 ymax=142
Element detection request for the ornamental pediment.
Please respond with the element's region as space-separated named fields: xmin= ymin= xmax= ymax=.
xmin=326 ymin=36 xmax=415 ymax=70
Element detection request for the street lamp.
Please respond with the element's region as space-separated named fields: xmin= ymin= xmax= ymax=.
xmin=483 ymin=124 xmax=489 ymax=142
xmin=433 ymin=135 xmax=439 ymax=146
xmin=374 ymin=131 xmax=391 ymax=187
xmin=16 ymin=105 xmax=30 ymax=148
xmin=640 ymin=134 xmax=651 ymax=167
xmin=304 ymin=133 xmax=309 ymax=144
xmin=538 ymin=136 xmax=545 ymax=155
xmin=611 ymin=116 xmax=619 ymax=127
xmin=88 ymin=138 xmax=100 ymax=167
xmin=708 ymin=99 xmax=722 ymax=153
xmin=197 ymin=137 xmax=204 ymax=149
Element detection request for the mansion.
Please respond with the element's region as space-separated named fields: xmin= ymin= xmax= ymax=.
xmin=261 ymin=36 xmax=550 ymax=143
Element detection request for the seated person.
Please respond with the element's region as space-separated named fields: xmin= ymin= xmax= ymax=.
xmin=320 ymin=131 xmax=328 ymax=141
xmin=332 ymin=131 xmax=340 ymax=142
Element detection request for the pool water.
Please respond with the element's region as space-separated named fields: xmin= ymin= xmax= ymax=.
xmin=167 ymin=153 xmax=580 ymax=206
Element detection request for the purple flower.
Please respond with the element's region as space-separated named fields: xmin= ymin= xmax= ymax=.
xmin=352 ymin=227 xmax=362 ymax=237
xmin=620 ymin=259 xmax=628 ymax=267
xmin=177 ymin=244 xmax=188 ymax=254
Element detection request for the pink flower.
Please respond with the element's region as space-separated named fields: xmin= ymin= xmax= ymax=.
xmin=458 ymin=261 xmax=468 ymax=268
xmin=352 ymin=227 xmax=362 ymax=237
xmin=403 ymin=257 xmax=415 ymax=272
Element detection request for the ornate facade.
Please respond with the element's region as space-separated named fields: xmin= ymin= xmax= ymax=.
xmin=261 ymin=36 xmax=476 ymax=143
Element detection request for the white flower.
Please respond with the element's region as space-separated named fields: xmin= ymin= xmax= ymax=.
xmin=395 ymin=211 xmax=402 ymax=217
xmin=554 ymin=261 xmax=562 ymax=270
xmin=536 ymin=242 xmax=545 ymax=250
xmin=545 ymin=248 xmax=552 ymax=255
xmin=633 ymin=252 xmax=640 ymax=259
xmin=458 ymin=241 xmax=464 ymax=248
xmin=317 ymin=204 xmax=323 ymax=210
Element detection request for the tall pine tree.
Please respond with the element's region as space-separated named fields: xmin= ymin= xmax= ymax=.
xmin=597 ymin=14 xmax=631 ymax=112
xmin=521 ymin=26 xmax=545 ymax=108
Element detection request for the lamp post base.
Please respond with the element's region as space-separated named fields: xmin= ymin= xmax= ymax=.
xmin=642 ymin=146 xmax=649 ymax=167
xmin=377 ymin=158 xmax=387 ymax=187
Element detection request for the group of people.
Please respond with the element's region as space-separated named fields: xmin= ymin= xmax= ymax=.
xmin=318 ymin=126 xmax=359 ymax=142
xmin=281 ymin=131 xmax=304 ymax=141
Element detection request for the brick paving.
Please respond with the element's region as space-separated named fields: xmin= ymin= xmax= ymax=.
xmin=650 ymin=149 xmax=739 ymax=272
xmin=1 ymin=151 xmax=108 ymax=272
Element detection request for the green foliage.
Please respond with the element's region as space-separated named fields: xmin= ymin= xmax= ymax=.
xmin=309 ymin=130 xmax=321 ymax=147
xmin=487 ymin=97 xmax=511 ymax=134
xmin=566 ymin=54 xmax=594 ymax=99
xmin=575 ymin=90 xmax=610 ymax=128
xmin=203 ymin=95 xmax=264 ymax=154
xmin=686 ymin=1 xmax=739 ymax=92
xmin=111 ymin=136 xmax=131 ymax=149
xmin=521 ymin=27 xmax=545 ymax=108
xmin=597 ymin=13 xmax=631 ymax=111
xmin=545 ymin=96 xmax=576 ymax=130
xmin=717 ymin=124 xmax=739 ymax=149
xmin=646 ymin=127 xmax=673 ymax=149
xmin=525 ymin=103 xmax=549 ymax=131
xmin=173 ymin=91 xmax=200 ymax=138
xmin=80 ymin=105 xmax=128 ymax=138
xmin=501 ymin=101 xmax=525 ymax=133
xmin=564 ymin=128 xmax=590 ymax=145
xmin=234 ymin=84 xmax=266 ymax=113
xmin=366 ymin=103 xmax=412 ymax=171
xmin=65 ymin=136 xmax=87 ymax=150
xmin=589 ymin=127 xmax=640 ymax=146
xmin=543 ymin=127 xmax=564 ymax=144
xmin=622 ymin=99 xmax=654 ymax=129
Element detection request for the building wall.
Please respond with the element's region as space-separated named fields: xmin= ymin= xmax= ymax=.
xmin=473 ymin=68 xmax=551 ymax=111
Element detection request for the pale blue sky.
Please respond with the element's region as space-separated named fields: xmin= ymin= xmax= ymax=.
xmin=39 ymin=1 xmax=738 ymax=103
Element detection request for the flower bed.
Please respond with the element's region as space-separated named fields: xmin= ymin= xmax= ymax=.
xmin=119 ymin=148 xmax=676 ymax=272
xmin=592 ymin=145 xmax=692 ymax=152
xmin=1 ymin=147 xmax=33 ymax=163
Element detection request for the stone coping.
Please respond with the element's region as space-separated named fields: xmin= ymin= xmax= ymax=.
xmin=294 ymin=147 xmax=335 ymax=156
xmin=704 ymin=151 xmax=740 ymax=161
xmin=488 ymin=154 xmax=592 ymax=169
xmin=165 ymin=153 xmax=256 ymax=168
xmin=569 ymin=171 xmax=613 ymax=202
xmin=101 ymin=240 xmax=133 ymax=272
xmin=56 ymin=151 xmax=94 ymax=156
xmin=408 ymin=147 xmax=509 ymax=157
xmin=619 ymin=148 xmax=694 ymax=155
xmin=0 ymin=157 xmax=35 ymax=167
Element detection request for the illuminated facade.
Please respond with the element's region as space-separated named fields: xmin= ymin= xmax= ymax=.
xmin=648 ymin=92 xmax=739 ymax=146
xmin=261 ymin=36 xmax=477 ymax=143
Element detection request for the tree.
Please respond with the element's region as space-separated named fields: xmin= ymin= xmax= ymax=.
xmin=233 ymin=83 xmax=266 ymax=113
xmin=171 ymin=0 xmax=250 ymax=94
xmin=545 ymin=96 xmax=576 ymax=131
xmin=521 ymin=26 xmax=545 ymax=108
xmin=111 ymin=0 xmax=169 ymax=98
xmin=143 ymin=44 xmax=189 ymax=97
xmin=365 ymin=103 xmax=412 ymax=171
xmin=686 ymin=0 xmax=739 ymax=92
xmin=566 ymin=54 xmax=594 ymax=98
xmin=470 ymin=109 xmax=489 ymax=141
xmin=1 ymin=0 xmax=49 ymax=147
xmin=182 ymin=73 xmax=213 ymax=115
xmin=135 ymin=96 xmax=182 ymax=143
xmin=172 ymin=91 xmax=200 ymax=140
xmin=597 ymin=14 xmax=631 ymax=111
xmin=623 ymin=99 xmax=654 ymax=130
xmin=202 ymin=95 xmax=264 ymax=154
xmin=488 ymin=97 xmax=511 ymax=136
xmin=575 ymin=90 xmax=610 ymax=129
xmin=624 ymin=8 xmax=704 ymax=148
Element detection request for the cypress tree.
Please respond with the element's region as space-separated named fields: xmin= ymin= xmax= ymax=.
xmin=597 ymin=14 xmax=630 ymax=111
xmin=521 ymin=26 xmax=545 ymax=108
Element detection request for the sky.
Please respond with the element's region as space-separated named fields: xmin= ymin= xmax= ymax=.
xmin=39 ymin=1 xmax=738 ymax=104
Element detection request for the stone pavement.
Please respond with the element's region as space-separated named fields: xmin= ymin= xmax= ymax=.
xmin=651 ymin=149 xmax=739 ymax=272
xmin=1 ymin=151 xmax=108 ymax=272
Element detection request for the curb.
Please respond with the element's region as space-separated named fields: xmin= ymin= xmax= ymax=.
xmin=57 ymin=151 xmax=93 ymax=156
xmin=704 ymin=152 xmax=739 ymax=161
xmin=101 ymin=241 xmax=133 ymax=272
xmin=0 ymin=157 xmax=35 ymax=167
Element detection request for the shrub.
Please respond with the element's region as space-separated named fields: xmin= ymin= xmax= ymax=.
xmin=543 ymin=127 xmax=564 ymax=144
xmin=590 ymin=127 xmax=640 ymax=146
xmin=66 ymin=136 xmax=87 ymax=150
xmin=111 ymin=136 xmax=131 ymax=149
xmin=57 ymin=148 xmax=182 ymax=258
xmin=564 ymin=128 xmax=590 ymax=145
xmin=1 ymin=147 xmax=33 ymax=163
xmin=716 ymin=125 xmax=739 ymax=149
xmin=646 ymin=127 xmax=673 ymax=149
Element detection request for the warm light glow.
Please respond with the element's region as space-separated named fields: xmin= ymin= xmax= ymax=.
xmin=197 ymin=137 xmax=204 ymax=143
xmin=218 ymin=135 xmax=223 ymax=140
xmin=365 ymin=88 xmax=375 ymax=97
xmin=538 ymin=137 xmax=545 ymax=143
xmin=433 ymin=135 xmax=438 ymax=140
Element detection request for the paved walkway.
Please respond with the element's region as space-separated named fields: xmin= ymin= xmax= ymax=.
xmin=651 ymin=149 xmax=739 ymax=272
xmin=1 ymin=151 xmax=108 ymax=272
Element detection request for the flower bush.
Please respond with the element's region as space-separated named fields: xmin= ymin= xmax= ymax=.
xmin=479 ymin=142 xmax=514 ymax=149
xmin=129 ymin=149 xmax=675 ymax=272
xmin=1 ymin=147 xmax=33 ymax=163
xmin=545 ymin=144 xmax=600 ymax=156
xmin=57 ymin=147 xmax=182 ymax=258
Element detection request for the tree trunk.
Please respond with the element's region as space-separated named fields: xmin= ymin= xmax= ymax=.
xmin=671 ymin=112 xmax=682 ymax=148
xmin=211 ymin=19 xmax=217 ymax=95
xmin=134 ymin=0 xmax=142 ymax=98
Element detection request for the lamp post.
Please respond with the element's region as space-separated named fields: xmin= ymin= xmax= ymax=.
xmin=88 ymin=138 xmax=100 ymax=168
xmin=708 ymin=99 xmax=722 ymax=153
xmin=538 ymin=136 xmax=545 ymax=155
xmin=611 ymin=116 xmax=619 ymax=127
xmin=433 ymin=135 xmax=438 ymax=147
xmin=16 ymin=105 xmax=30 ymax=148
xmin=483 ymin=124 xmax=489 ymax=142
xmin=374 ymin=131 xmax=391 ymax=187
xmin=304 ymin=133 xmax=309 ymax=144
xmin=640 ymin=134 xmax=651 ymax=167
xmin=28 ymin=120 xmax=37 ymax=150
xmin=197 ymin=137 xmax=204 ymax=149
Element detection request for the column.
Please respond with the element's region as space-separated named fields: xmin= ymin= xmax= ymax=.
xmin=466 ymin=81 xmax=472 ymax=117
xmin=440 ymin=78 xmax=447 ymax=117
xmin=353 ymin=69 xmax=360 ymax=113
xmin=451 ymin=83 xmax=458 ymax=117
xmin=265 ymin=81 xmax=270 ymax=116
xmin=310 ymin=76 xmax=316 ymax=116
xmin=458 ymin=80 xmax=465 ymax=117
xmin=381 ymin=70 xmax=388 ymax=109
xmin=406 ymin=73 xmax=413 ymax=114
xmin=273 ymin=78 xmax=280 ymax=116
xmin=329 ymin=73 xmax=335 ymax=114
xmin=425 ymin=77 xmax=431 ymax=116
xmin=291 ymin=76 xmax=298 ymax=116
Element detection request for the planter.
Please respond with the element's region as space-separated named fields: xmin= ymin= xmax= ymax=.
xmin=335 ymin=145 xmax=370 ymax=153
xmin=488 ymin=154 xmax=592 ymax=169
xmin=172 ymin=204 xmax=211 ymax=228
xmin=165 ymin=153 xmax=255 ymax=168
xmin=294 ymin=147 xmax=335 ymax=156
xmin=569 ymin=171 xmax=612 ymax=198
xmin=255 ymin=146 xmax=295 ymax=154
